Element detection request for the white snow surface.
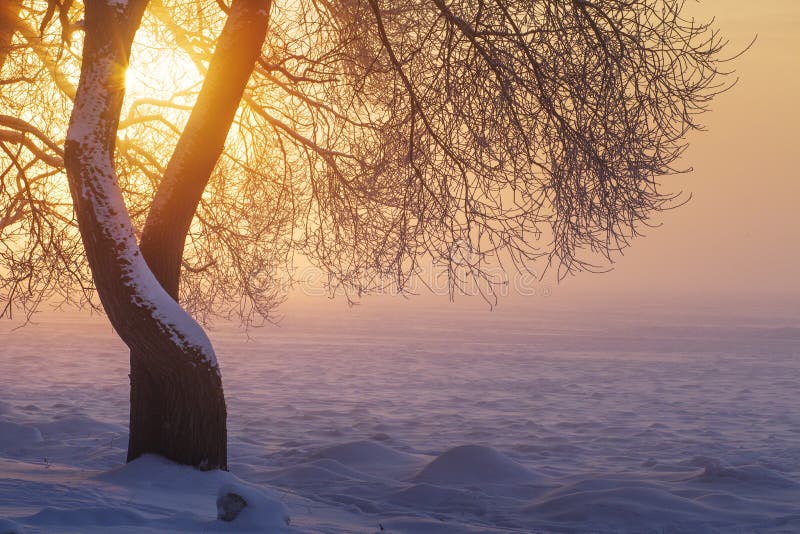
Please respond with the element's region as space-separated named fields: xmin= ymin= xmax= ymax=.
xmin=0 ymin=300 xmax=799 ymax=533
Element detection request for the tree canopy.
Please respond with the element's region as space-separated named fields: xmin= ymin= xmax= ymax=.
xmin=1 ymin=0 xmax=733 ymax=322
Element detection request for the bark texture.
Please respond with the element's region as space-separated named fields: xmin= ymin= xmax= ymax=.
xmin=128 ymin=0 xmax=270 ymax=466
xmin=0 ymin=0 xmax=21 ymax=70
xmin=64 ymin=0 xmax=227 ymax=470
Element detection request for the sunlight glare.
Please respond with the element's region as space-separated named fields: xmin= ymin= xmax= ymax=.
xmin=124 ymin=29 xmax=205 ymax=103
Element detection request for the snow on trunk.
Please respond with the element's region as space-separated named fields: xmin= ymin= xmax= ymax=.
xmin=64 ymin=0 xmax=227 ymax=470
xmin=66 ymin=55 xmax=216 ymax=369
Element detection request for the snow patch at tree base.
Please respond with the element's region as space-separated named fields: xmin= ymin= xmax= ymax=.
xmin=0 ymin=455 xmax=296 ymax=533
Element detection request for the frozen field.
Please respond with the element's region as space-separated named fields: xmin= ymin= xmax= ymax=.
xmin=0 ymin=298 xmax=799 ymax=533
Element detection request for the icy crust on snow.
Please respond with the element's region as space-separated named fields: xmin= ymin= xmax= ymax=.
xmin=66 ymin=52 xmax=217 ymax=369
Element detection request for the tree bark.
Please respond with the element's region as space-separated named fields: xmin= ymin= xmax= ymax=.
xmin=64 ymin=0 xmax=227 ymax=470
xmin=126 ymin=0 xmax=270 ymax=466
xmin=0 ymin=0 xmax=21 ymax=70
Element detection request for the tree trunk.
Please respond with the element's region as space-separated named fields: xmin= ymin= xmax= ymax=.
xmin=64 ymin=0 xmax=226 ymax=470
xmin=0 ymin=0 xmax=21 ymax=70
xmin=140 ymin=0 xmax=271 ymax=296
xmin=127 ymin=0 xmax=270 ymax=465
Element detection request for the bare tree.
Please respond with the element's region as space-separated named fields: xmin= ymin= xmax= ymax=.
xmin=1 ymin=0 xmax=735 ymax=469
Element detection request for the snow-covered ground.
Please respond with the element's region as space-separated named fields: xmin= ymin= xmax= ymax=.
xmin=0 ymin=299 xmax=799 ymax=533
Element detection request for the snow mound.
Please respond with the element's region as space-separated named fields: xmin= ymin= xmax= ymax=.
xmin=414 ymin=445 xmax=540 ymax=486
xmin=312 ymin=440 xmax=418 ymax=467
xmin=95 ymin=455 xmax=291 ymax=530
xmin=0 ymin=422 xmax=42 ymax=450
xmin=217 ymin=481 xmax=290 ymax=529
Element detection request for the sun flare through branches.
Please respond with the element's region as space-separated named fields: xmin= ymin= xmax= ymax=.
xmin=125 ymin=30 xmax=204 ymax=102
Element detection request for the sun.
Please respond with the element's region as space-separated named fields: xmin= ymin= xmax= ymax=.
xmin=115 ymin=27 xmax=209 ymax=195
xmin=124 ymin=28 xmax=205 ymax=105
